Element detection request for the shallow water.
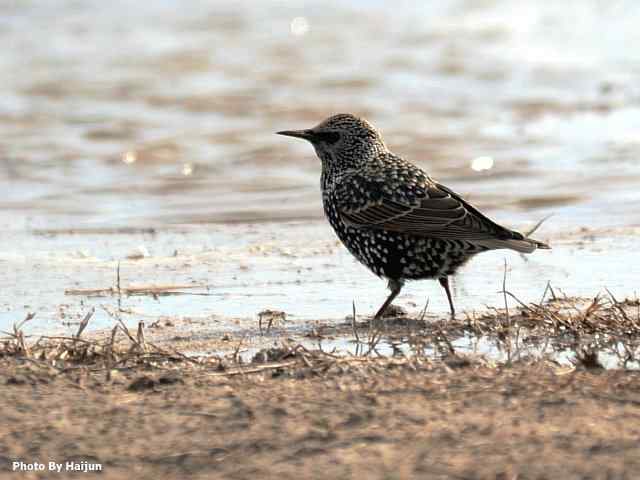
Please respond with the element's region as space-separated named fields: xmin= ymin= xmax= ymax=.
xmin=1 ymin=224 xmax=638 ymax=337
xmin=237 ymin=334 xmax=640 ymax=371
xmin=2 ymin=0 xmax=640 ymax=231
xmin=2 ymin=2 xmax=640 ymax=338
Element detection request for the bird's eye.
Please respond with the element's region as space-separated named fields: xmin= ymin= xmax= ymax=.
xmin=314 ymin=131 xmax=340 ymax=144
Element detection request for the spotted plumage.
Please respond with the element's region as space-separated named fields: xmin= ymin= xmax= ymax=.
xmin=278 ymin=113 xmax=550 ymax=318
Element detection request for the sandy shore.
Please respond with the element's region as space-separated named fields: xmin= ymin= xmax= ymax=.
xmin=2 ymin=354 xmax=640 ymax=480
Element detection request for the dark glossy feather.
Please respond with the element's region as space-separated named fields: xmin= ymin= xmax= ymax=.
xmin=337 ymin=161 xmax=508 ymax=238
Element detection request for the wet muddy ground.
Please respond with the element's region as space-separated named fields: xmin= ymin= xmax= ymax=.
xmin=2 ymin=353 xmax=640 ymax=480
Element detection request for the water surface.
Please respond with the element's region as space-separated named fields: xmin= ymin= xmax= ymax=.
xmin=2 ymin=0 xmax=640 ymax=230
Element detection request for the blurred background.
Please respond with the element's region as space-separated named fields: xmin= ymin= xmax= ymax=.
xmin=2 ymin=0 xmax=640 ymax=232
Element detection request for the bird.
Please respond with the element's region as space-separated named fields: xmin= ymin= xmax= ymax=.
xmin=277 ymin=113 xmax=550 ymax=319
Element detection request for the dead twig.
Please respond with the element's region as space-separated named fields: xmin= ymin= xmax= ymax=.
xmin=74 ymin=308 xmax=95 ymax=339
xmin=524 ymin=213 xmax=553 ymax=237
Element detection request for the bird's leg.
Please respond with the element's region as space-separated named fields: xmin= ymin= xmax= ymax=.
xmin=439 ymin=277 xmax=456 ymax=317
xmin=373 ymin=279 xmax=404 ymax=320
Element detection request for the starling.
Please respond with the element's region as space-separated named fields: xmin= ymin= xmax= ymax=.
xmin=277 ymin=114 xmax=550 ymax=318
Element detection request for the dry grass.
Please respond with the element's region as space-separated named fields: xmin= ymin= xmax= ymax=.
xmin=328 ymin=283 xmax=640 ymax=370
xmin=0 ymin=311 xmax=428 ymax=383
xmin=0 ymin=309 xmax=209 ymax=377
xmin=3 ymin=283 xmax=640 ymax=381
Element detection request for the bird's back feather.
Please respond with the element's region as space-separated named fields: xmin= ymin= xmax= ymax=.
xmin=334 ymin=153 xmax=549 ymax=253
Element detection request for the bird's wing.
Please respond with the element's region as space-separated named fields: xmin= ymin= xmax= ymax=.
xmin=335 ymin=165 xmax=521 ymax=242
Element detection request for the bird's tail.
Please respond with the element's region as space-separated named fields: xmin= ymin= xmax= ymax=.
xmin=531 ymin=238 xmax=551 ymax=250
xmin=474 ymin=236 xmax=550 ymax=254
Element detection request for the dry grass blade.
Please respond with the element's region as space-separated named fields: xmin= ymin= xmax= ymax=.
xmin=74 ymin=308 xmax=95 ymax=339
xmin=0 ymin=313 xmax=37 ymax=357
xmin=605 ymin=288 xmax=632 ymax=324
xmin=365 ymin=318 xmax=384 ymax=356
xmin=15 ymin=312 xmax=36 ymax=333
xmin=539 ymin=281 xmax=557 ymax=304
xmin=65 ymin=284 xmax=205 ymax=297
xmin=137 ymin=321 xmax=147 ymax=352
xmin=107 ymin=325 xmax=119 ymax=364
xmin=101 ymin=306 xmax=142 ymax=352
xmin=351 ymin=300 xmax=360 ymax=344
xmin=502 ymin=259 xmax=510 ymax=326
xmin=525 ymin=213 xmax=553 ymax=237
xmin=116 ymin=260 xmax=121 ymax=295
xmin=233 ymin=333 xmax=248 ymax=363
xmin=419 ymin=298 xmax=430 ymax=324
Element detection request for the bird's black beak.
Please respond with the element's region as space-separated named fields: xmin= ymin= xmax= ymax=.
xmin=276 ymin=129 xmax=315 ymax=141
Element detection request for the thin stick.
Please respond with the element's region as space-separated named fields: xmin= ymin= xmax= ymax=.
xmin=116 ymin=261 xmax=121 ymax=295
xmin=351 ymin=300 xmax=360 ymax=344
xmin=74 ymin=308 xmax=94 ymax=339
xmin=136 ymin=321 xmax=147 ymax=352
xmin=232 ymin=333 xmax=248 ymax=363
xmin=502 ymin=259 xmax=510 ymax=326
xmin=525 ymin=214 xmax=553 ymax=236
xmin=18 ymin=312 xmax=36 ymax=332
xmin=419 ymin=298 xmax=430 ymax=324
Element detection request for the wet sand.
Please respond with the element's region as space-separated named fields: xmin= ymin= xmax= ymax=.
xmin=2 ymin=356 xmax=640 ymax=480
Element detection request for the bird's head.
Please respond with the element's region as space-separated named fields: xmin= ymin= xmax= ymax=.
xmin=277 ymin=113 xmax=387 ymax=170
